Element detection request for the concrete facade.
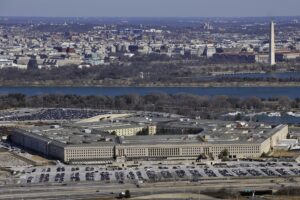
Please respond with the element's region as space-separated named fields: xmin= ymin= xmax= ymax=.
xmin=10 ymin=124 xmax=288 ymax=163
xmin=102 ymin=125 xmax=157 ymax=136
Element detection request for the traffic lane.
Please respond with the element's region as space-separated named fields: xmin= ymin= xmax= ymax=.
xmin=0 ymin=177 xmax=298 ymax=199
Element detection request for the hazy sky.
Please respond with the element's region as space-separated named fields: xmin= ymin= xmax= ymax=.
xmin=0 ymin=0 xmax=299 ymax=17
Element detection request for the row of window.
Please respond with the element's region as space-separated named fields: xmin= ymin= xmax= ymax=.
xmin=64 ymin=144 xmax=262 ymax=159
xmin=119 ymin=146 xmax=261 ymax=157
xmin=111 ymin=128 xmax=143 ymax=136
xmin=66 ymin=156 xmax=112 ymax=159
xmin=148 ymin=148 xmax=180 ymax=156
xmin=211 ymin=146 xmax=260 ymax=154
xmin=66 ymin=149 xmax=113 ymax=158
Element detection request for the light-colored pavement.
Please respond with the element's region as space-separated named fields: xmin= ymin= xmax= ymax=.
xmin=0 ymin=177 xmax=299 ymax=199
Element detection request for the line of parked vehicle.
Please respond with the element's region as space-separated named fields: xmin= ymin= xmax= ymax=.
xmin=22 ymin=162 xmax=300 ymax=185
xmin=0 ymin=108 xmax=106 ymax=121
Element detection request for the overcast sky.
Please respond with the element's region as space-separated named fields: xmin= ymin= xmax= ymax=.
xmin=0 ymin=0 xmax=299 ymax=17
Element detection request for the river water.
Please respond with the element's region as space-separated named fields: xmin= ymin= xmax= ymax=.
xmin=0 ymin=86 xmax=300 ymax=98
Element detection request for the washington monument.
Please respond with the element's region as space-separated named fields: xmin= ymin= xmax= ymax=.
xmin=269 ymin=21 xmax=276 ymax=66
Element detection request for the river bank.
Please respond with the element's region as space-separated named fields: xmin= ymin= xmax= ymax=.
xmin=2 ymin=81 xmax=300 ymax=88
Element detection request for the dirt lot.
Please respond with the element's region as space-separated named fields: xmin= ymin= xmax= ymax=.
xmin=0 ymin=151 xmax=30 ymax=168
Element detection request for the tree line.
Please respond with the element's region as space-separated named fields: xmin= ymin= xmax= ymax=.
xmin=1 ymin=59 xmax=300 ymax=86
xmin=1 ymin=93 xmax=299 ymax=119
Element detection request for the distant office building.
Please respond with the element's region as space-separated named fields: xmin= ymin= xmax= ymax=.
xmin=203 ymin=22 xmax=213 ymax=30
xmin=269 ymin=22 xmax=276 ymax=66
xmin=255 ymin=54 xmax=269 ymax=64
xmin=296 ymin=43 xmax=300 ymax=51
xmin=204 ymin=44 xmax=216 ymax=58
xmin=212 ymin=53 xmax=257 ymax=63
xmin=276 ymin=52 xmax=300 ymax=61
xmin=27 ymin=58 xmax=39 ymax=70
xmin=0 ymin=59 xmax=14 ymax=68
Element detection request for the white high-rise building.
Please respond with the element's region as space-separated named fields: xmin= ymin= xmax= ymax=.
xmin=269 ymin=21 xmax=276 ymax=66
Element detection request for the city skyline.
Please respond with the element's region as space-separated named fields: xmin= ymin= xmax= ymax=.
xmin=0 ymin=0 xmax=300 ymax=18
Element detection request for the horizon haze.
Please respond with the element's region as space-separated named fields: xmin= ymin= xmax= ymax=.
xmin=0 ymin=0 xmax=300 ymax=18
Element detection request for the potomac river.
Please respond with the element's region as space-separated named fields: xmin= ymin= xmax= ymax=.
xmin=0 ymin=86 xmax=300 ymax=98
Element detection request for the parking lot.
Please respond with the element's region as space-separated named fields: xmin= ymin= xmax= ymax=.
xmin=20 ymin=161 xmax=300 ymax=185
xmin=0 ymin=108 xmax=105 ymax=121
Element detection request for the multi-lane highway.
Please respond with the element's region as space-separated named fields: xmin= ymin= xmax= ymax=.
xmin=0 ymin=177 xmax=299 ymax=199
